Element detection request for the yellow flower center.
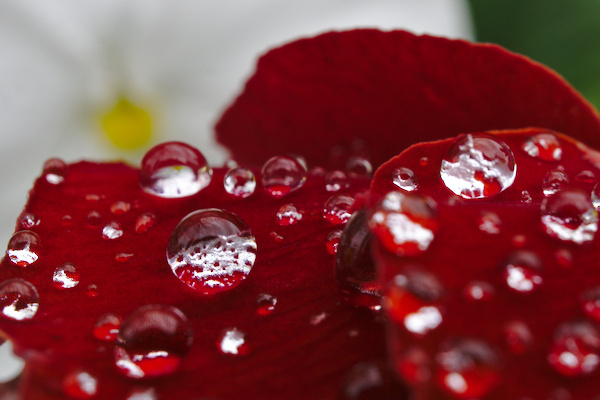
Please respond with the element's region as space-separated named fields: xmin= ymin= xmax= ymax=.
xmin=101 ymin=97 xmax=153 ymax=149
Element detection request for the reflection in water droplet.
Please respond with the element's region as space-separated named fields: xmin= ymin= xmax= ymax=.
xmin=502 ymin=251 xmax=543 ymax=294
xmin=94 ymin=313 xmax=122 ymax=342
xmin=504 ymin=320 xmax=533 ymax=354
xmin=323 ymin=195 xmax=355 ymax=225
xmin=440 ymin=133 xmax=516 ymax=199
xmin=0 ymin=279 xmax=39 ymax=321
xmin=255 ymin=293 xmax=277 ymax=316
xmin=139 ymin=142 xmax=212 ymax=198
xmin=392 ymin=167 xmax=418 ymax=192
xmin=135 ymin=213 xmax=156 ymax=234
xmin=218 ymin=328 xmax=250 ymax=356
xmin=521 ymin=132 xmax=562 ymax=161
xmin=6 ymin=231 xmax=41 ymax=267
xmin=43 ymin=158 xmax=67 ymax=185
xmin=548 ymin=320 xmax=600 ymax=377
xmin=541 ymin=189 xmax=598 ymax=245
xmin=543 ymin=170 xmax=569 ymax=197
xmin=277 ymin=204 xmax=303 ymax=226
xmin=325 ymin=170 xmax=349 ymax=192
xmin=224 ymin=167 xmax=256 ymax=198
xmin=167 ymin=209 xmax=257 ymax=294
xmin=346 ymin=156 xmax=373 ymax=178
xmin=261 ymin=155 xmax=306 ymax=197
xmin=52 ymin=263 xmax=80 ymax=289
xmin=63 ymin=370 xmax=98 ymax=399
xmin=115 ymin=305 xmax=193 ymax=378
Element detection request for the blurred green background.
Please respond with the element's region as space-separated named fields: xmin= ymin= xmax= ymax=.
xmin=468 ymin=0 xmax=600 ymax=109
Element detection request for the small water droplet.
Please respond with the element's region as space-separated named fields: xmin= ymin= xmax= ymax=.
xmin=543 ymin=170 xmax=569 ymax=197
xmin=323 ymin=195 xmax=355 ymax=225
xmin=463 ymin=281 xmax=495 ymax=301
xmin=504 ymin=320 xmax=534 ymax=354
xmin=269 ymin=231 xmax=284 ymax=243
xmin=43 ymin=158 xmax=67 ymax=185
xmin=580 ymin=287 xmax=600 ymax=323
xmin=575 ymin=170 xmax=595 ymax=184
xmin=115 ymin=253 xmax=134 ymax=263
xmin=0 ymin=279 xmax=39 ymax=321
xmin=554 ymin=248 xmax=573 ymax=268
xmin=85 ymin=194 xmax=101 ymax=202
xmin=223 ymin=167 xmax=256 ymax=198
xmin=86 ymin=211 xmax=102 ymax=227
xmin=63 ymin=371 xmax=97 ymax=399
xmin=217 ymin=328 xmax=250 ymax=355
xmin=325 ymin=170 xmax=349 ymax=192
xmin=135 ymin=213 xmax=156 ymax=234
xmin=115 ymin=305 xmax=193 ymax=378
xmin=341 ymin=361 xmax=408 ymax=400
xmin=102 ymin=221 xmax=123 ymax=240
xmin=167 ymin=209 xmax=257 ymax=294
xmin=86 ymin=284 xmax=99 ymax=297
xmin=435 ymin=338 xmax=500 ymax=399
xmin=502 ymin=251 xmax=543 ymax=294
xmin=94 ymin=313 xmax=122 ymax=342
xmin=541 ymin=188 xmax=598 ymax=245
xmin=419 ymin=157 xmax=429 ymax=167
xmin=261 ymin=155 xmax=306 ymax=197
xmin=110 ymin=201 xmax=131 ymax=215
xmin=277 ymin=204 xmax=303 ymax=226
xmin=477 ymin=212 xmax=501 ymax=235
xmin=61 ymin=215 xmax=73 ymax=226
xmin=521 ymin=190 xmax=533 ymax=203
xmin=52 ymin=262 xmax=80 ymax=289
xmin=521 ymin=132 xmax=562 ymax=161
xmin=6 ymin=231 xmax=41 ymax=267
xmin=440 ymin=133 xmax=516 ymax=199
xmin=346 ymin=156 xmax=373 ymax=178
xmin=139 ymin=142 xmax=212 ymax=198
xmin=255 ymin=293 xmax=277 ymax=316
xmin=309 ymin=166 xmax=326 ymax=177
xmin=369 ymin=191 xmax=439 ymax=256
xmin=511 ymin=234 xmax=527 ymax=248
xmin=310 ymin=311 xmax=329 ymax=326
xmin=126 ymin=387 xmax=158 ymax=400
xmin=326 ymin=229 xmax=343 ymax=255
xmin=392 ymin=167 xmax=418 ymax=192
xmin=18 ymin=213 xmax=39 ymax=229
xmin=396 ymin=346 xmax=431 ymax=385
xmin=548 ymin=320 xmax=600 ymax=377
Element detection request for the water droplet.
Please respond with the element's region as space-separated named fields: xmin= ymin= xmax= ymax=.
xmin=126 ymin=388 xmax=158 ymax=400
xmin=0 ymin=279 xmax=39 ymax=321
xmin=323 ymin=195 xmax=355 ymax=225
xmin=6 ymin=231 xmax=41 ymax=267
xmin=504 ymin=320 xmax=533 ymax=354
xmin=309 ymin=166 xmax=326 ymax=177
xmin=541 ymin=189 xmax=598 ymax=244
xmin=277 ymin=204 xmax=303 ymax=226
xmin=440 ymin=133 xmax=516 ymax=199
xmin=269 ymin=231 xmax=284 ymax=243
xmin=341 ymin=361 xmax=408 ymax=400
xmin=325 ymin=170 xmax=350 ymax=192
xmin=18 ymin=213 xmax=39 ymax=229
xmin=575 ymin=170 xmax=596 ymax=184
xmin=85 ymin=194 xmax=101 ymax=202
xmin=368 ymin=191 xmax=439 ymax=256
xmin=345 ymin=156 xmax=373 ymax=178
xmin=521 ymin=132 xmax=562 ymax=161
xmin=110 ymin=201 xmax=131 ymax=215
xmin=61 ymin=215 xmax=73 ymax=226
xmin=477 ymin=212 xmax=501 ymax=235
xmin=385 ymin=271 xmax=443 ymax=336
xmin=94 ymin=313 xmax=122 ymax=342
xmin=521 ymin=190 xmax=533 ymax=203
xmin=336 ymin=210 xmax=380 ymax=310
xmin=139 ymin=142 xmax=212 ymax=198
xmin=102 ymin=221 xmax=123 ymax=240
xmin=548 ymin=320 xmax=600 ymax=377
xmin=310 ymin=311 xmax=329 ymax=326
xmin=395 ymin=346 xmax=431 ymax=385
xmin=543 ymin=170 xmax=569 ymax=196
xmin=435 ymin=339 xmax=500 ymax=399
xmin=580 ymin=287 xmax=600 ymax=323
xmin=502 ymin=251 xmax=543 ymax=293
xmin=326 ymin=229 xmax=343 ymax=255
xmin=255 ymin=293 xmax=277 ymax=316
xmin=52 ymin=262 xmax=80 ymax=289
xmin=261 ymin=155 xmax=306 ymax=197
xmin=167 ymin=209 xmax=257 ymax=294
xmin=592 ymin=183 xmax=600 ymax=210
xmin=224 ymin=167 xmax=256 ymax=198
xmin=463 ymin=281 xmax=495 ymax=301
xmin=554 ymin=248 xmax=573 ymax=268
xmin=217 ymin=328 xmax=250 ymax=355
xmin=86 ymin=284 xmax=98 ymax=297
xmin=115 ymin=253 xmax=134 ymax=263
xmin=392 ymin=167 xmax=418 ymax=192
xmin=511 ymin=234 xmax=527 ymax=248
xmin=43 ymin=158 xmax=67 ymax=185
xmin=135 ymin=213 xmax=156 ymax=234
xmin=63 ymin=371 xmax=97 ymax=399
xmin=86 ymin=211 xmax=102 ymax=227
xmin=419 ymin=157 xmax=429 ymax=167
xmin=114 ymin=305 xmax=193 ymax=378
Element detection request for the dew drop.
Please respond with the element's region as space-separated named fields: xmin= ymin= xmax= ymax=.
xmin=0 ymin=278 xmax=39 ymax=321
xmin=440 ymin=133 xmax=516 ymax=199
xmin=345 ymin=156 xmax=373 ymax=178
xmin=548 ymin=320 xmax=600 ymax=377
xmin=543 ymin=170 xmax=569 ymax=197
xmin=326 ymin=229 xmax=343 ymax=255
xmin=477 ymin=212 xmax=501 ymax=235
xmin=6 ymin=230 xmax=41 ymax=267
xmin=277 ymin=204 xmax=303 ymax=226
xmin=223 ymin=167 xmax=256 ymax=198
xmin=463 ymin=281 xmax=495 ymax=301
xmin=392 ymin=167 xmax=419 ymax=192
xmin=139 ymin=142 xmax=212 ymax=198
xmin=323 ymin=195 xmax=355 ymax=225
xmin=18 ymin=213 xmax=39 ymax=230
xmin=261 ymin=155 xmax=306 ymax=197
xmin=521 ymin=132 xmax=562 ymax=161
xmin=102 ymin=221 xmax=123 ymax=240
xmin=94 ymin=313 xmax=122 ymax=342
xmin=110 ymin=201 xmax=131 ymax=215
xmin=502 ymin=251 xmax=543 ymax=294
xmin=52 ymin=262 xmax=80 ymax=290
xmin=86 ymin=211 xmax=102 ymax=227
xmin=504 ymin=320 xmax=534 ymax=354
xmin=63 ymin=370 xmax=97 ymax=399
xmin=368 ymin=191 xmax=439 ymax=257
xmin=114 ymin=305 xmax=193 ymax=379
xmin=255 ymin=293 xmax=277 ymax=316
xmin=217 ymin=328 xmax=250 ymax=356
xmin=325 ymin=170 xmax=350 ymax=192
xmin=43 ymin=158 xmax=67 ymax=185
xmin=135 ymin=213 xmax=156 ymax=234
xmin=435 ymin=339 xmax=500 ymax=399
xmin=167 ymin=209 xmax=257 ymax=295
xmin=541 ymin=188 xmax=598 ymax=245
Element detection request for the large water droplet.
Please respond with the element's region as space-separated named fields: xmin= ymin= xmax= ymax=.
xmin=43 ymin=158 xmax=67 ymax=185
xmin=440 ymin=133 xmax=516 ymax=199
xmin=261 ymin=155 xmax=306 ymax=197
xmin=543 ymin=170 xmax=569 ymax=197
xmin=277 ymin=204 xmax=303 ymax=226
xmin=167 ymin=209 xmax=257 ymax=294
xmin=502 ymin=251 xmax=543 ymax=294
xmin=6 ymin=231 xmax=41 ymax=267
xmin=435 ymin=339 xmax=500 ymax=399
xmin=325 ymin=170 xmax=350 ymax=192
xmin=52 ymin=262 xmax=80 ymax=289
xmin=94 ymin=313 xmax=122 ymax=342
xmin=217 ymin=328 xmax=250 ymax=356
xmin=548 ymin=320 xmax=600 ymax=377
xmin=224 ymin=167 xmax=256 ymax=198
xmin=323 ymin=195 xmax=355 ymax=225
xmin=368 ymin=191 xmax=439 ymax=257
xmin=0 ymin=279 xmax=39 ymax=321
xmin=114 ymin=305 xmax=193 ymax=379
xmin=139 ymin=142 xmax=212 ymax=198
xmin=63 ymin=371 xmax=98 ymax=399
xmin=392 ymin=167 xmax=418 ymax=192
xmin=541 ymin=189 xmax=598 ymax=245
xmin=521 ymin=132 xmax=562 ymax=161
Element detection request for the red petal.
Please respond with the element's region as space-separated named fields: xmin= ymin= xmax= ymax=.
xmin=216 ymin=30 xmax=600 ymax=168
